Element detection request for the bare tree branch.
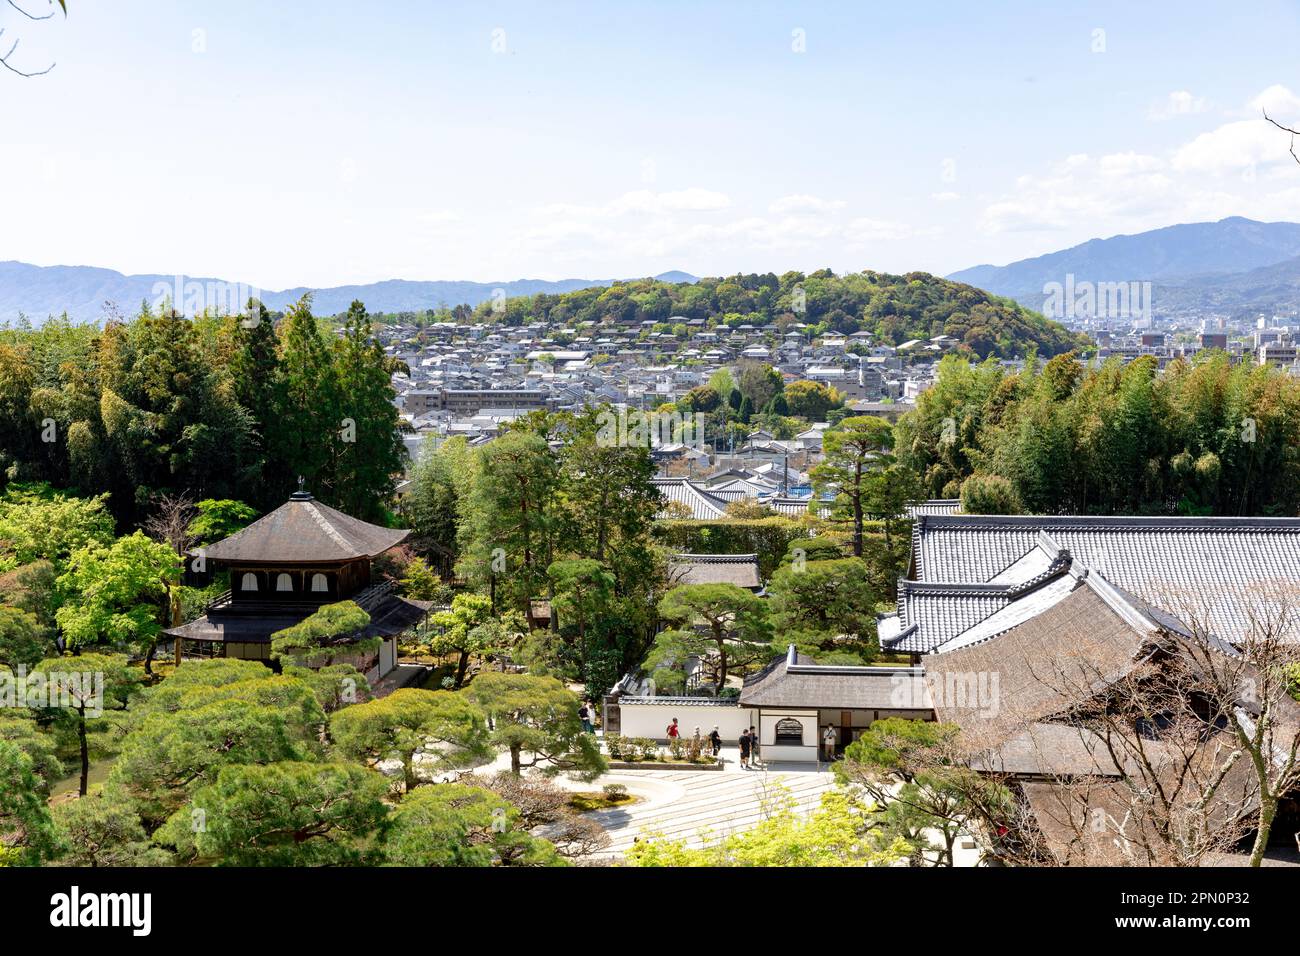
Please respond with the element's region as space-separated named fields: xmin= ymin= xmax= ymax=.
xmin=1264 ymin=109 xmax=1300 ymax=165
xmin=6 ymin=0 xmax=57 ymax=21
xmin=0 ymin=26 xmax=54 ymax=77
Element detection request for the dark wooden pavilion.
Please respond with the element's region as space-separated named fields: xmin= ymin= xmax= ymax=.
xmin=165 ymin=489 xmax=432 ymax=680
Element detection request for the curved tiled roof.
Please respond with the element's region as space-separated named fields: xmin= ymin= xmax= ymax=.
xmin=907 ymin=514 xmax=1300 ymax=650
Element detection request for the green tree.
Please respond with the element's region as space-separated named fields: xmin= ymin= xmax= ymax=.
xmin=113 ymin=695 xmax=315 ymax=826
xmin=427 ymin=593 xmax=512 ymax=688
xmin=53 ymin=531 xmax=181 ymax=671
xmin=812 ymin=415 xmax=896 ymax=557
xmin=464 ymin=672 xmax=605 ymax=779
xmin=382 ymin=782 xmax=564 ymax=867
xmin=0 ymin=486 xmax=114 ymax=573
xmin=32 ymin=652 xmax=138 ymax=796
xmin=269 ymin=600 xmax=373 ymax=668
xmin=329 ymin=688 xmax=491 ymax=792
xmin=784 ymin=379 xmax=842 ymax=420
xmin=0 ymin=740 xmax=58 ymax=865
xmin=627 ymin=788 xmax=906 ymax=867
xmin=767 ymin=557 xmax=880 ymax=660
xmin=186 ymin=498 xmax=258 ymax=546
xmin=277 ymin=294 xmax=339 ymax=498
xmin=51 ymin=786 xmax=170 ymax=867
xmin=331 ymin=300 xmax=406 ymax=520
xmin=159 ymin=761 xmax=389 ymax=866
xmin=0 ymin=603 xmax=49 ymax=667
xmin=457 ymin=429 xmax=560 ymax=615
xmin=656 ymin=583 xmax=772 ymax=692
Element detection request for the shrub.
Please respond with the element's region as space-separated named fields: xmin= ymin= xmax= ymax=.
xmin=606 ymin=734 xmax=626 ymax=759
xmin=603 ymin=783 xmax=628 ymax=799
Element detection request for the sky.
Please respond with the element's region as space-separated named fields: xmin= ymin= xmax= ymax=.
xmin=3 ymin=0 xmax=1300 ymax=291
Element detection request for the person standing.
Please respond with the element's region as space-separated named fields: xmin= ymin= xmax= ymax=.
xmin=578 ymin=702 xmax=594 ymax=734
xmin=666 ymin=717 xmax=680 ymax=740
xmin=822 ymin=724 xmax=837 ymax=761
xmin=738 ymin=727 xmax=751 ymax=768
xmin=748 ymin=725 xmax=761 ymax=766
xmin=708 ymin=725 xmax=722 ymax=757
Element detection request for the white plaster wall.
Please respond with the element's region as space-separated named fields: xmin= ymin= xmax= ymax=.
xmin=614 ymin=702 xmax=750 ymax=741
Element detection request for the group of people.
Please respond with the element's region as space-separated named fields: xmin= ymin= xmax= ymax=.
xmin=664 ymin=718 xmax=763 ymax=767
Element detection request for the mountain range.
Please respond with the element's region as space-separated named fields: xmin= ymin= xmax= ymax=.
xmin=949 ymin=217 xmax=1300 ymax=315
xmin=0 ymin=263 xmax=699 ymax=324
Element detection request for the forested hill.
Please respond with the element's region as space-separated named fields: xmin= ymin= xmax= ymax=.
xmin=474 ymin=269 xmax=1088 ymax=360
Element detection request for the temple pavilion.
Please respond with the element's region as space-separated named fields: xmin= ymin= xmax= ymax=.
xmin=165 ymin=489 xmax=432 ymax=681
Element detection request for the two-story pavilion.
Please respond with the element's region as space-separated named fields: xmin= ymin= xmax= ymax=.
xmin=164 ymin=489 xmax=432 ymax=680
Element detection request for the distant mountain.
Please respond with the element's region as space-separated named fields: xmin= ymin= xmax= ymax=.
xmin=949 ymin=217 xmax=1300 ymax=312
xmin=0 ymin=262 xmax=698 ymax=323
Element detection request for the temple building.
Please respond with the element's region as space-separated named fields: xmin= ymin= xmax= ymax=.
xmin=165 ymin=489 xmax=432 ymax=681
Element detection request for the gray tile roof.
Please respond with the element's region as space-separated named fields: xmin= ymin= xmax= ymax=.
xmin=908 ymin=515 xmax=1300 ymax=649
xmin=669 ymin=554 xmax=762 ymax=589
xmin=740 ymin=652 xmax=931 ymax=710
xmin=885 ymin=552 xmax=1076 ymax=654
xmin=652 ymin=478 xmax=728 ymax=520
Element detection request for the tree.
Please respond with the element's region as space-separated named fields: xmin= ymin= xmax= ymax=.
xmin=276 ymin=294 xmax=339 ymax=499
xmin=656 ymin=583 xmax=772 ymax=692
xmin=269 ymin=600 xmax=373 ymax=668
xmin=0 ymin=740 xmax=58 ymax=865
xmin=737 ymin=363 xmax=783 ymax=412
xmin=0 ymin=486 xmax=114 ymax=573
xmin=51 ymin=787 xmax=170 ymax=867
xmin=186 ymin=498 xmax=258 ymax=546
xmin=766 ymin=557 xmax=880 ymax=660
xmin=404 ymin=436 xmax=472 ymax=579
xmin=382 ymin=782 xmax=564 ymax=867
xmin=112 ymin=695 xmax=315 ymax=826
xmin=32 ymin=652 xmax=138 ymax=796
xmin=53 ymin=531 xmax=181 ymax=672
xmin=0 ymin=603 xmax=49 ymax=667
xmin=159 ymin=761 xmax=390 ymax=866
xmin=458 ymin=429 xmax=560 ymax=615
xmin=427 ymin=593 xmax=512 ymax=688
xmin=959 ymin=474 xmax=1022 ymax=515
xmin=812 ymin=415 xmax=895 ymax=557
xmin=329 ymin=688 xmax=491 ymax=792
xmin=331 ymin=300 xmax=406 ymax=520
xmin=835 ymin=719 xmax=1000 ymax=866
xmin=398 ymin=554 xmax=450 ymax=604
xmin=464 ymin=672 xmax=605 ymax=779
xmin=627 ymin=788 xmax=907 ymax=867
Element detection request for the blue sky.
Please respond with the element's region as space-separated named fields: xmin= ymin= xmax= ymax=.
xmin=3 ymin=0 xmax=1300 ymax=290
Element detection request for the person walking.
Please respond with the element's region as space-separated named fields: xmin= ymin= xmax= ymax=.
xmin=578 ymin=702 xmax=594 ymax=734
xmin=738 ymin=727 xmax=751 ymax=768
xmin=708 ymin=725 xmax=722 ymax=757
xmin=748 ymin=725 xmax=761 ymax=767
xmin=666 ymin=717 xmax=680 ymax=740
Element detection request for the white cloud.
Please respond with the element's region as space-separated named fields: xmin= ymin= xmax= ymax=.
xmin=768 ymin=194 xmax=846 ymax=215
xmin=1250 ymin=84 xmax=1300 ymax=121
xmin=1148 ymin=90 xmax=1209 ymax=121
xmin=844 ymin=218 xmax=941 ymax=243
xmin=930 ymin=191 xmax=961 ymax=202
